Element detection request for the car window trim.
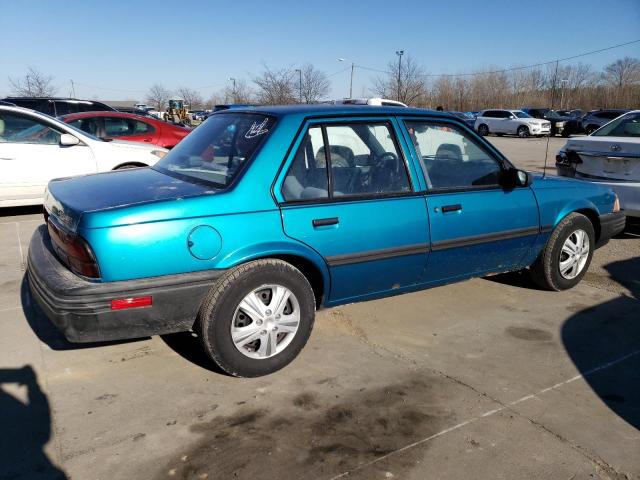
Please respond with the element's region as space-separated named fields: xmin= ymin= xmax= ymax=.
xmin=278 ymin=117 xmax=415 ymax=205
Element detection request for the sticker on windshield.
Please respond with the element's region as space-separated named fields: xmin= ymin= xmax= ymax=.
xmin=244 ymin=119 xmax=269 ymax=139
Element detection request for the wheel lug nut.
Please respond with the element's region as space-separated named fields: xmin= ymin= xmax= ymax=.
xmin=265 ymin=309 xmax=272 ymax=315
xmin=260 ymin=330 xmax=267 ymax=335
xmin=256 ymin=319 xmax=263 ymax=326
xmin=275 ymin=314 xmax=281 ymax=319
xmin=273 ymin=326 xmax=278 ymax=331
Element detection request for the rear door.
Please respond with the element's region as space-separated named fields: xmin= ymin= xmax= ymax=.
xmin=277 ymin=117 xmax=429 ymax=304
xmin=400 ymin=118 xmax=540 ymax=281
xmin=103 ymin=116 xmax=157 ymax=144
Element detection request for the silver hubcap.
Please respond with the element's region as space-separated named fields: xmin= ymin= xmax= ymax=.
xmin=559 ymin=229 xmax=590 ymax=279
xmin=231 ymin=284 xmax=300 ymax=359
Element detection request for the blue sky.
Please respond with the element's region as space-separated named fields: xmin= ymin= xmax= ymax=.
xmin=1 ymin=0 xmax=639 ymax=101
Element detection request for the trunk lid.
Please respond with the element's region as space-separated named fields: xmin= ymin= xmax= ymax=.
xmin=565 ymin=136 xmax=640 ymax=181
xmin=45 ymin=167 xmax=218 ymax=231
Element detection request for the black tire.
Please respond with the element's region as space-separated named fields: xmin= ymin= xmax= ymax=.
xmin=495 ymin=133 xmax=504 ymax=137
xmin=197 ymin=259 xmax=316 ymax=377
xmin=561 ymin=130 xmax=570 ymax=138
xmin=517 ymin=125 xmax=530 ymax=138
xmin=529 ymin=213 xmax=595 ymax=291
xmin=477 ymin=124 xmax=489 ymax=136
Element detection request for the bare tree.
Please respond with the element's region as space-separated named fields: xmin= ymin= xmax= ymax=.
xmin=253 ymin=65 xmax=297 ymax=105
xmin=176 ymin=86 xmax=204 ymax=110
xmin=8 ymin=67 xmax=57 ymax=96
xmin=603 ymin=57 xmax=640 ymax=87
xmin=222 ymin=78 xmax=253 ymax=104
xmin=146 ymin=84 xmax=172 ymax=111
xmin=298 ymin=64 xmax=330 ymax=103
xmin=372 ymin=55 xmax=428 ymax=106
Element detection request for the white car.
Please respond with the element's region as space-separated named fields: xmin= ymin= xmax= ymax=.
xmin=556 ymin=110 xmax=640 ymax=218
xmin=331 ymin=98 xmax=408 ymax=107
xmin=0 ymin=105 xmax=167 ymax=207
xmin=475 ymin=109 xmax=551 ymax=138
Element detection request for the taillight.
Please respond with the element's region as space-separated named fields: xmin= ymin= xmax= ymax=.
xmin=47 ymin=220 xmax=100 ymax=279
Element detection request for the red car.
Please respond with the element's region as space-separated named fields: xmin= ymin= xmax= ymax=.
xmin=60 ymin=111 xmax=190 ymax=149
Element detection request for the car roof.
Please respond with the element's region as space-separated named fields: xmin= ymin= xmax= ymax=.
xmin=213 ymin=104 xmax=453 ymax=119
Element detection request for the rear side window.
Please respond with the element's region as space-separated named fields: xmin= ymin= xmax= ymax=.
xmin=282 ymin=122 xmax=411 ymax=201
xmin=104 ymin=117 xmax=155 ymax=137
xmin=68 ymin=117 xmax=101 ymax=137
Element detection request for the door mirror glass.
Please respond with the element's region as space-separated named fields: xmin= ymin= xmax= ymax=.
xmin=60 ymin=133 xmax=80 ymax=146
xmin=501 ymin=168 xmax=529 ymax=188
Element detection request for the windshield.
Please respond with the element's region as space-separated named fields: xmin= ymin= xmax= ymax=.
xmin=154 ymin=113 xmax=276 ymax=187
xmin=513 ymin=111 xmax=532 ymax=119
xmin=593 ymin=112 xmax=640 ymax=137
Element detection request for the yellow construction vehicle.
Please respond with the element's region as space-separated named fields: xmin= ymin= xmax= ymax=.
xmin=163 ymin=99 xmax=191 ymax=125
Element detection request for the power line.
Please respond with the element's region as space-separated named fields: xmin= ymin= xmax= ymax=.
xmin=355 ymin=38 xmax=640 ymax=78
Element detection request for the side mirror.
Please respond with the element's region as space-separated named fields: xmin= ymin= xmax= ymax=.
xmin=60 ymin=134 xmax=80 ymax=146
xmin=502 ymin=168 xmax=530 ymax=188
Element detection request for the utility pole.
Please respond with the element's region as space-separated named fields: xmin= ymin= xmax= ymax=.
xmin=338 ymin=58 xmax=355 ymax=99
xmin=26 ymin=75 xmax=31 ymax=95
xmin=229 ymin=77 xmax=236 ymax=103
xmin=395 ymin=50 xmax=404 ymax=102
xmin=295 ymin=68 xmax=302 ymax=103
xmin=70 ymin=79 xmax=76 ymax=98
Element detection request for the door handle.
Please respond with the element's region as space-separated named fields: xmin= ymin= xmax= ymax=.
xmin=441 ymin=204 xmax=462 ymax=213
xmin=312 ymin=217 xmax=339 ymax=227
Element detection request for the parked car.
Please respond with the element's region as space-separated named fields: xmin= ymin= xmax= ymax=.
xmin=28 ymin=105 xmax=624 ymax=377
xmin=1 ymin=97 xmax=115 ymax=117
xmin=581 ymin=109 xmax=631 ymax=135
xmin=0 ymin=105 xmax=167 ymax=207
xmin=521 ymin=107 xmax=580 ymax=137
xmin=557 ymin=109 xmax=584 ymax=119
xmin=448 ymin=111 xmax=476 ymax=129
xmin=475 ymin=109 xmax=551 ymax=137
xmin=556 ymin=110 xmax=639 ymax=218
xmin=60 ymin=111 xmax=190 ymax=149
xmin=332 ymin=98 xmax=408 ymax=107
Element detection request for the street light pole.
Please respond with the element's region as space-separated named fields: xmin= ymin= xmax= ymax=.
xmin=229 ymin=77 xmax=236 ymax=103
xmin=395 ymin=50 xmax=404 ymax=102
xmin=295 ymin=68 xmax=302 ymax=103
xmin=559 ymin=79 xmax=569 ymax=109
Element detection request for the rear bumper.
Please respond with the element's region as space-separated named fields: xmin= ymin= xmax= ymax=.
xmin=27 ymin=225 xmax=224 ymax=343
xmin=597 ymin=212 xmax=626 ymax=248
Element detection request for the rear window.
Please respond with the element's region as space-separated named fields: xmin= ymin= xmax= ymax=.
xmin=154 ymin=113 xmax=275 ymax=188
xmin=593 ymin=112 xmax=640 ymax=137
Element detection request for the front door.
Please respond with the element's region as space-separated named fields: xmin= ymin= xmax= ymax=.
xmin=277 ymin=118 xmax=429 ymax=304
xmin=0 ymin=111 xmax=96 ymax=203
xmin=401 ymin=119 xmax=539 ymax=282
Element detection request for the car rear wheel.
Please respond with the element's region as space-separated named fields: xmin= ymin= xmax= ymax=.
xmin=517 ymin=125 xmax=530 ymax=138
xmin=529 ymin=212 xmax=595 ymax=291
xmin=197 ymin=259 xmax=316 ymax=377
xmin=477 ymin=124 xmax=489 ymax=136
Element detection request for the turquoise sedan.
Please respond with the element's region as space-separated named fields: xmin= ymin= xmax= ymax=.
xmin=27 ymin=105 xmax=625 ymax=377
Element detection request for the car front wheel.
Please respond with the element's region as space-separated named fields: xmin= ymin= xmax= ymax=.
xmin=198 ymin=259 xmax=316 ymax=377
xmin=477 ymin=124 xmax=489 ymax=136
xmin=517 ymin=125 xmax=530 ymax=138
xmin=529 ymin=212 xmax=595 ymax=291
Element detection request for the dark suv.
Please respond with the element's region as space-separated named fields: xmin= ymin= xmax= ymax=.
xmin=1 ymin=97 xmax=115 ymax=116
xmin=581 ymin=109 xmax=631 ymax=135
xmin=521 ymin=107 xmax=580 ymax=137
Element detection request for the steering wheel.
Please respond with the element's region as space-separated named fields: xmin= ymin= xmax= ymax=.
xmin=375 ymin=152 xmax=400 ymax=172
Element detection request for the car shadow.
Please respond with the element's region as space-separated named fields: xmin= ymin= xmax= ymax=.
xmin=0 ymin=205 xmax=43 ymax=218
xmin=20 ymin=275 xmax=146 ymax=351
xmin=160 ymin=331 xmax=228 ymax=375
xmin=561 ymin=256 xmax=640 ymax=431
xmin=0 ymin=365 xmax=68 ymax=479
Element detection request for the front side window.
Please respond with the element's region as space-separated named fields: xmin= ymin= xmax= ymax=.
xmin=154 ymin=113 xmax=275 ymax=187
xmin=405 ymin=121 xmax=502 ymax=190
xmin=282 ymin=126 xmax=329 ymax=201
xmin=593 ymin=112 xmax=640 ymax=137
xmin=0 ymin=113 xmax=61 ymax=145
xmin=104 ymin=117 xmax=155 ymax=137
xmin=69 ymin=118 xmax=101 ymax=137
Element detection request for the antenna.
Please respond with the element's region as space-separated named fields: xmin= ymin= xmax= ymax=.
xmin=542 ymin=60 xmax=559 ymax=178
